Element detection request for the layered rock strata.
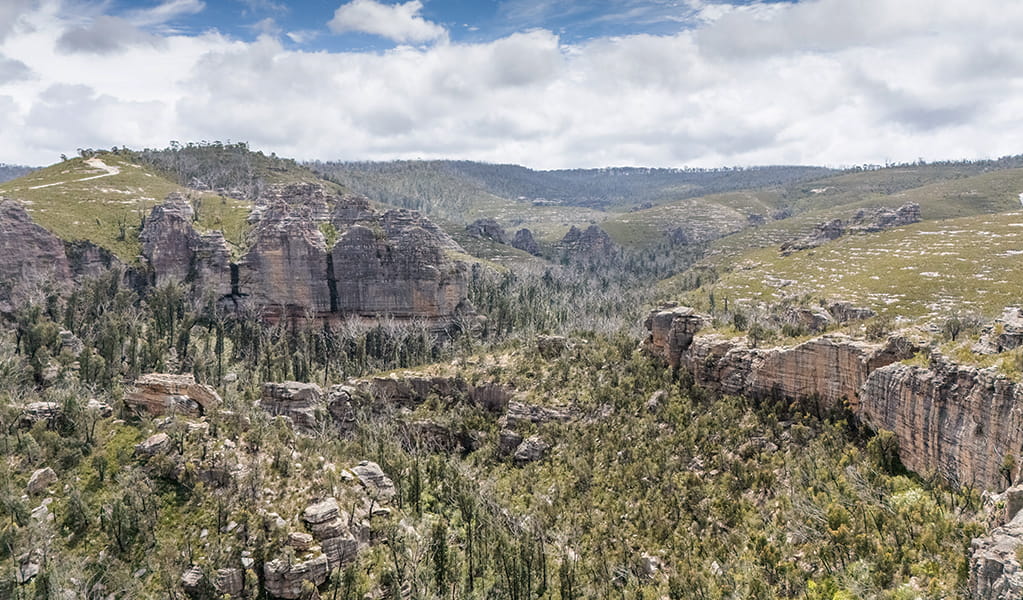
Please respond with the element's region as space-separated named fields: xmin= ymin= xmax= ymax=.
xmin=0 ymin=199 xmax=73 ymax=310
xmin=124 ymin=373 xmax=221 ymax=417
xmin=644 ymin=307 xmax=1023 ymax=491
xmin=140 ymin=185 xmax=473 ymax=326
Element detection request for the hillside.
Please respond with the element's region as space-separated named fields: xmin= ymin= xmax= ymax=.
xmin=0 ymin=153 xmax=251 ymax=262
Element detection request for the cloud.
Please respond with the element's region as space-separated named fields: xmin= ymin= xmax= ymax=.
xmin=56 ymin=16 xmax=166 ymax=54
xmin=3 ymin=0 xmax=1023 ymax=168
xmin=328 ymin=0 xmax=447 ymax=44
xmin=125 ymin=0 xmax=206 ymax=28
xmin=0 ymin=0 xmax=36 ymax=42
xmin=0 ymin=56 xmax=33 ymax=83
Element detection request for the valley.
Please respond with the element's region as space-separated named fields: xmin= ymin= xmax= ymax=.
xmin=2 ymin=144 xmax=1023 ymax=599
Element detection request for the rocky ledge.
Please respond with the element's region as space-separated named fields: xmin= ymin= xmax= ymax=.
xmin=645 ymin=306 xmax=1023 ymax=491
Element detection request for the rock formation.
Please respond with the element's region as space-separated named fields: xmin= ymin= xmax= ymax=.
xmin=0 ymin=199 xmax=73 ymax=311
xmin=971 ymin=486 xmax=1023 ymax=598
xmin=644 ymin=307 xmax=1023 ymax=491
xmin=263 ymin=551 xmax=329 ymax=599
xmin=512 ymin=228 xmax=541 ymax=255
xmin=260 ymin=381 xmax=323 ymax=433
xmin=237 ymin=202 xmax=332 ymax=318
xmin=124 ymin=373 xmax=221 ymax=417
xmin=466 ymin=218 xmax=508 ymax=244
xmin=781 ymin=202 xmax=921 ymax=255
xmin=560 ymin=224 xmax=616 ymax=258
xmin=140 ymin=194 xmax=233 ymax=297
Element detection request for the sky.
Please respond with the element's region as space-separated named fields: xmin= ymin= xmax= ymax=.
xmin=0 ymin=0 xmax=1021 ymax=168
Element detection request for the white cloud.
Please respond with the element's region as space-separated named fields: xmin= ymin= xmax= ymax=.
xmin=328 ymin=0 xmax=446 ymax=44
xmin=2 ymin=0 xmax=1023 ymax=169
xmin=126 ymin=0 xmax=205 ymax=28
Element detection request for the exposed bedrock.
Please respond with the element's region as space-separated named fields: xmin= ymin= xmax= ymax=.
xmin=644 ymin=306 xmax=1023 ymax=491
xmin=139 ymin=184 xmax=473 ymax=325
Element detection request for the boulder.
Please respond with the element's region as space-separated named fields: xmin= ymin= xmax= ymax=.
xmin=501 ymin=401 xmax=576 ymax=429
xmin=514 ymin=436 xmax=550 ymax=464
xmin=260 ymin=382 xmax=323 ymax=433
xmin=498 ymin=429 xmax=523 ymax=456
xmin=971 ymin=510 xmax=1023 ymax=599
xmin=827 ymin=301 xmax=877 ymax=323
xmin=125 ymin=373 xmax=220 ymax=417
xmin=303 ymin=497 xmax=341 ymax=525
xmin=135 ymin=433 xmax=172 ymax=457
xmin=263 ymin=551 xmax=329 ymax=600
xmin=180 ymin=566 xmax=206 ymax=598
xmin=26 ymin=467 xmax=57 ymax=495
xmin=537 ymin=335 xmax=568 ymax=359
xmin=352 ymin=461 xmax=396 ymax=502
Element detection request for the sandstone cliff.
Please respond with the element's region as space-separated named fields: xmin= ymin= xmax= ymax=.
xmin=139 ymin=184 xmax=473 ymax=325
xmin=0 ymin=199 xmax=73 ymax=311
xmin=644 ymin=306 xmax=1022 ymax=491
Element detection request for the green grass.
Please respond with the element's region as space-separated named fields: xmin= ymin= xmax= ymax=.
xmin=0 ymin=155 xmax=252 ymax=262
xmin=681 ymin=210 xmax=1023 ymax=319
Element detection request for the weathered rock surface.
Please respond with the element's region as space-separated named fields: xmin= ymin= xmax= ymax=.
xmin=135 ymin=432 xmax=172 ymax=456
xmin=971 ymin=509 xmax=1023 ymax=599
xmin=65 ymin=240 xmax=123 ymax=281
xmin=238 ymin=201 xmax=332 ymax=319
xmin=827 ymin=301 xmax=877 ymax=323
xmin=975 ymin=307 xmax=1023 ymax=355
xmin=643 ymin=306 xmax=706 ymax=368
xmin=263 ymin=551 xmax=329 ymax=599
xmin=0 ymin=199 xmax=72 ymax=311
xmin=352 ymin=461 xmax=396 ymax=502
xmin=646 ymin=306 xmax=1023 ymax=491
xmin=501 ymin=401 xmax=576 ymax=429
xmin=214 ymin=568 xmax=244 ymax=598
xmin=512 ymin=228 xmax=541 ymax=255
xmin=140 ymin=194 xmax=232 ymax=297
xmin=466 ymin=218 xmax=508 ymax=244
xmin=26 ymin=467 xmax=57 ymax=495
xmin=861 ymin=354 xmax=1023 ymax=489
xmin=302 ymin=498 xmax=359 ymax=567
xmin=260 ymin=381 xmax=323 ymax=433
xmin=514 ymin=435 xmax=551 ymax=463
xmin=125 ymin=373 xmax=221 ymax=417
xmin=20 ymin=401 xmax=60 ymax=426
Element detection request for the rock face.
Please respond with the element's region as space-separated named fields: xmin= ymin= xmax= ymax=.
xmin=645 ymin=307 xmax=1023 ymax=491
xmin=238 ymin=202 xmax=332 ymax=318
xmin=260 ymin=381 xmax=323 ymax=433
xmin=263 ymin=551 xmax=329 ymax=600
xmin=643 ymin=306 xmax=706 ymax=368
xmin=512 ymin=228 xmax=541 ymax=255
xmin=0 ymin=199 xmax=72 ymax=311
xmin=233 ymin=185 xmax=473 ymax=325
xmin=124 ymin=373 xmax=221 ymax=417
xmin=140 ymin=194 xmax=232 ymax=297
xmin=860 ymin=354 xmax=1023 ymax=489
xmin=975 ymin=307 xmax=1023 ymax=355
xmin=971 ymin=494 xmax=1023 ymax=599
xmin=466 ymin=218 xmax=508 ymax=244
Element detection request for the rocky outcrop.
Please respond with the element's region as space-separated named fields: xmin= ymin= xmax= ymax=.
xmin=26 ymin=467 xmax=57 ymax=495
xmin=560 ymin=224 xmax=616 ymax=258
xmin=466 ymin=218 xmax=508 ymax=244
xmin=140 ymin=194 xmax=232 ymax=298
xmin=302 ymin=498 xmax=359 ymax=568
xmin=238 ymin=202 xmax=332 ymax=319
xmin=643 ymin=306 xmax=706 ymax=368
xmin=827 ymin=301 xmax=877 ymax=323
xmin=970 ymin=509 xmax=1023 ymax=600
xmin=64 ymin=240 xmax=123 ymax=281
xmin=260 ymin=381 xmax=323 ymax=433
xmin=860 ymin=354 xmax=1023 ymax=489
xmin=263 ymin=551 xmax=329 ymax=600
xmin=512 ymin=228 xmax=541 ymax=255
xmin=0 ymin=199 xmax=72 ymax=311
xmin=644 ymin=306 xmax=1023 ymax=491
xmin=781 ymin=202 xmax=921 ymax=255
xmin=124 ymin=373 xmax=221 ymax=417
xmin=974 ymin=307 xmax=1023 ymax=355
xmin=352 ymin=461 xmax=396 ymax=502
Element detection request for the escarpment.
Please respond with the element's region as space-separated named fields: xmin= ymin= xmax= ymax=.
xmin=138 ymin=184 xmax=473 ymax=326
xmin=645 ymin=306 xmax=1023 ymax=491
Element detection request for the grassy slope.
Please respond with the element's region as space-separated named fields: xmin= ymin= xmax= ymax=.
xmin=0 ymin=155 xmax=252 ymax=262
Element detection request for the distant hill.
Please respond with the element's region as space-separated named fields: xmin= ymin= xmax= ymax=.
xmin=312 ymin=159 xmax=835 ymax=214
xmin=0 ymin=163 xmax=36 ymax=183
